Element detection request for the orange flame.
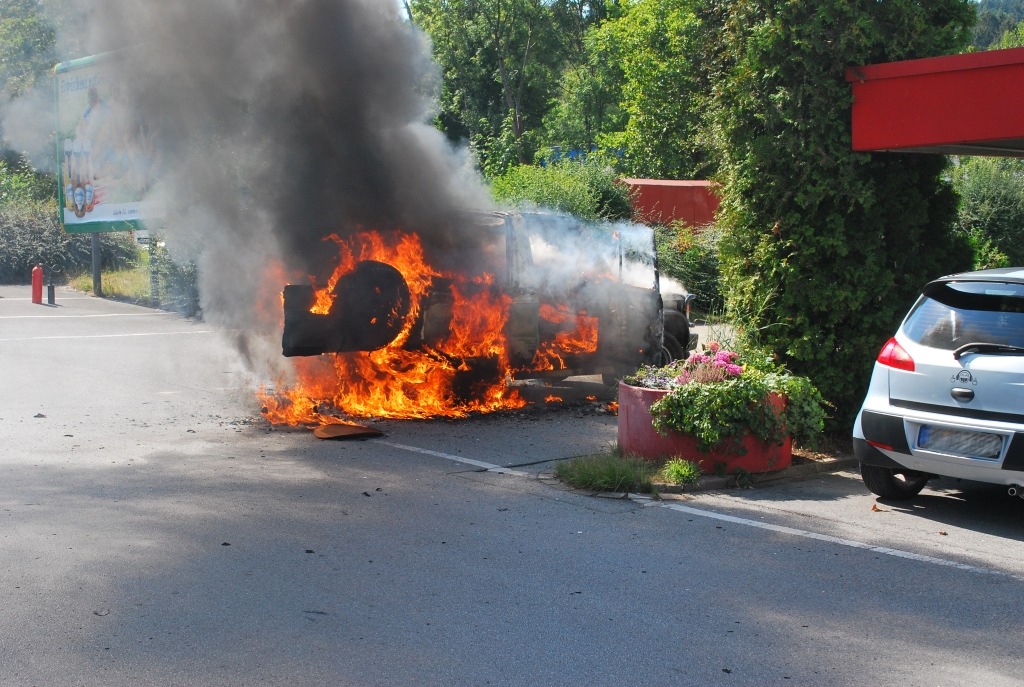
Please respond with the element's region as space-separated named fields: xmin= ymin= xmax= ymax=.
xmin=259 ymin=229 xmax=610 ymax=425
xmin=260 ymin=230 xmax=526 ymax=424
xmin=529 ymin=303 xmax=599 ymax=371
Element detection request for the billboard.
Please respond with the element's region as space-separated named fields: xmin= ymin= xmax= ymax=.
xmin=53 ymin=53 xmax=159 ymax=233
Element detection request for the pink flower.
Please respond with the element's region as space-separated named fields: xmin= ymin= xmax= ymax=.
xmin=673 ymin=345 xmax=745 ymax=384
xmin=687 ymin=353 xmax=709 ymax=367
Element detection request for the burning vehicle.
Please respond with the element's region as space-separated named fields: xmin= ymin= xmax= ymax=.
xmin=263 ymin=211 xmax=690 ymax=423
xmin=45 ymin=5 xmax=699 ymax=427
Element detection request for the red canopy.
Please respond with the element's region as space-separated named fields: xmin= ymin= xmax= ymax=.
xmin=847 ymin=47 xmax=1024 ymax=156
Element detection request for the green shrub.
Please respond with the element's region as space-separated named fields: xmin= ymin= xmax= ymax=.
xmin=951 ymin=157 xmax=1024 ymax=267
xmin=490 ymin=156 xmax=632 ymax=221
xmin=0 ymin=203 xmax=139 ymax=284
xmin=148 ymin=240 xmax=201 ymax=316
xmin=655 ymin=223 xmax=723 ymax=315
xmin=0 ymin=157 xmax=56 ymax=206
xmin=707 ymin=0 xmax=975 ymax=430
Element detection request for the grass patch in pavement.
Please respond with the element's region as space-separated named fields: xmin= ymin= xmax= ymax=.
xmin=556 ymin=451 xmax=704 ymax=493
xmin=555 ymin=451 xmax=657 ymax=492
xmin=658 ymin=457 xmax=702 ymax=486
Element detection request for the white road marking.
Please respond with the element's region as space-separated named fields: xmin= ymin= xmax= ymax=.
xmin=0 ymin=330 xmax=214 ymax=342
xmin=382 ymin=441 xmax=1020 ymax=580
xmin=0 ymin=312 xmax=173 ymax=319
xmin=379 ymin=441 xmax=529 ymax=476
xmin=0 ymin=296 xmax=93 ymax=301
xmin=653 ymin=500 xmax=1023 ymax=582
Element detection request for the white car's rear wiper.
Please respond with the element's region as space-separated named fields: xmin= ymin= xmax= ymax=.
xmin=953 ymin=342 xmax=1024 ymax=360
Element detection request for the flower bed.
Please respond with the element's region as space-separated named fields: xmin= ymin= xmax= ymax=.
xmin=618 ymin=341 xmax=827 ymax=474
xmin=618 ymin=382 xmax=792 ymax=473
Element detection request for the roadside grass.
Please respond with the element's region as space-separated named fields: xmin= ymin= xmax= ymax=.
xmin=659 ymin=457 xmax=703 ymax=485
xmin=555 ymin=451 xmax=656 ymax=492
xmin=69 ymin=258 xmax=153 ymax=303
xmin=555 ymin=450 xmax=705 ymax=493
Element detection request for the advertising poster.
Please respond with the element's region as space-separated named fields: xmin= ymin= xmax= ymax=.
xmin=53 ymin=53 xmax=160 ymax=233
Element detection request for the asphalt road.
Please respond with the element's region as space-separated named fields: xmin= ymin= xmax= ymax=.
xmin=2 ymin=285 xmax=1023 ymax=686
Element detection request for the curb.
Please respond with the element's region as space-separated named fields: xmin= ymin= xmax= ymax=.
xmin=571 ymin=454 xmax=860 ymax=500
xmin=651 ymin=454 xmax=859 ymax=494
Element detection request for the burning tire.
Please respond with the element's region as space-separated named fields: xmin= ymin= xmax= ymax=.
xmin=282 ymin=260 xmax=411 ymax=356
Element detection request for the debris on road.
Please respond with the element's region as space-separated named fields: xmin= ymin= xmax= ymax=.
xmin=313 ymin=423 xmax=383 ymax=440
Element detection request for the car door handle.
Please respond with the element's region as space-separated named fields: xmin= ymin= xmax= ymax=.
xmin=951 ymin=387 xmax=975 ymax=402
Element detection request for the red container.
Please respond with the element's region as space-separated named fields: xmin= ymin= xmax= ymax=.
xmin=31 ymin=264 xmax=43 ymax=304
xmin=617 ymin=382 xmax=792 ymax=474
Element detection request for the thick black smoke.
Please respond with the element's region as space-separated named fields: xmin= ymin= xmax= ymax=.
xmin=81 ymin=0 xmax=489 ymax=372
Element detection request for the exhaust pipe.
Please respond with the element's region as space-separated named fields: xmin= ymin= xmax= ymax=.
xmin=1008 ymin=485 xmax=1023 ymax=498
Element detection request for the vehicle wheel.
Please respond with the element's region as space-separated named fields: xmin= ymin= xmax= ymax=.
xmin=664 ymin=310 xmax=692 ymax=352
xmin=860 ymin=464 xmax=929 ymax=500
xmin=661 ymin=333 xmax=686 ymax=363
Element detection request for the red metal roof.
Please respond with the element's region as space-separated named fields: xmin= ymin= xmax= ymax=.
xmin=846 ymin=47 xmax=1024 ymax=156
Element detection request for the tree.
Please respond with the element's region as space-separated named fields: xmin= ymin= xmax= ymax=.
xmin=974 ymin=0 xmax=1024 ymax=48
xmin=951 ymin=156 xmax=1024 ymax=267
xmin=596 ymin=0 xmax=714 ymax=179
xmin=706 ymin=0 xmax=976 ymax=428
xmin=993 ymin=16 xmax=1024 ymax=46
xmin=0 ymin=0 xmax=58 ymax=195
xmin=412 ymin=0 xmax=572 ymax=174
xmin=0 ymin=0 xmax=56 ymax=100
xmin=541 ymin=19 xmax=627 ymax=155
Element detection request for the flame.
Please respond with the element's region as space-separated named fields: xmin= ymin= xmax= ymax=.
xmin=528 ymin=303 xmax=599 ymax=371
xmin=260 ymin=230 xmax=526 ymax=424
xmin=545 ymin=395 xmax=563 ymax=403
xmin=259 ymin=229 xmax=613 ymax=425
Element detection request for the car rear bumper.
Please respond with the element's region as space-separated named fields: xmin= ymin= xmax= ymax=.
xmin=855 ymin=408 xmax=1024 ymax=485
xmin=853 ymin=437 xmax=910 ymax=470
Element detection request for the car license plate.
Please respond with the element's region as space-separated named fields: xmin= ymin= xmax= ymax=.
xmin=917 ymin=425 xmax=1002 ymax=459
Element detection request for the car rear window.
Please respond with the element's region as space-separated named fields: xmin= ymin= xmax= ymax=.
xmin=903 ymin=281 xmax=1024 ymax=350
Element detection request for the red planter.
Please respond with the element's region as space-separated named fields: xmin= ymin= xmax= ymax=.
xmin=617 ymin=382 xmax=792 ymax=474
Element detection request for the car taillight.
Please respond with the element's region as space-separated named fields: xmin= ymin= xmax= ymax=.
xmin=877 ymin=337 xmax=915 ymax=371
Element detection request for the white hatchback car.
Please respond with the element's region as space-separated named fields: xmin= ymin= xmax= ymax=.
xmin=853 ymin=268 xmax=1024 ymax=499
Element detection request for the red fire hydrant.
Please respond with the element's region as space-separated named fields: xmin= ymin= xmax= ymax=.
xmin=31 ymin=263 xmax=43 ymax=304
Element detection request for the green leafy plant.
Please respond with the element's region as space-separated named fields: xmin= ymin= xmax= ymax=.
xmin=490 ymin=155 xmax=632 ymax=221
xmin=148 ymin=239 xmax=201 ymax=316
xmin=624 ymin=341 xmax=828 ymax=453
xmin=706 ymin=0 xmax=975 ymax=430
xmin=655 ymin=223 xmax=723 ymax=316
xmin=0 ymin=205 xmax=139 ymax=285
xmin=659 ymin=457 xmax=702 ymax=485
xmin=951 ymin=156 xmax=1024 ymax=267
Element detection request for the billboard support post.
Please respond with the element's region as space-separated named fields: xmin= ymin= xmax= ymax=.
xmin=91 ymin=233 xmax=103 ymax=297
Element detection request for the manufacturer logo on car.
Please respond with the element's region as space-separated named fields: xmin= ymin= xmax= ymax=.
xmin=951 ymin=369 xmax=978 ymax=385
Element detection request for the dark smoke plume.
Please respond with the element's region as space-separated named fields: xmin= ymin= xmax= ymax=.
xmin=80 ymin=0 xmax=489 ymax=374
